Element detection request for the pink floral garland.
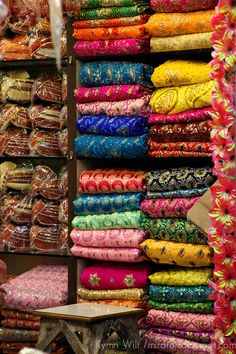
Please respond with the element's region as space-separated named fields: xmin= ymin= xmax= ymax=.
xmin=209 ymin=1 xmax=236 ymax=353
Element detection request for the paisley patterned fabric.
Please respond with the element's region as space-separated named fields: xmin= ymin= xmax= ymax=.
xmin=148 ymin=108 xmax=213 ymax=124
xmin=80 ymin=62 xmax=154 ymax=88
xmin=70 ymin=228 xmax=146 ymax=248
xmin=140 ymin=197 xmax=200 ymax=218
xmin=73 ymin=193 xmax=144 ymax=215
xmin=78 ymin=287 xmax=147 ymax=300
xmin=77 ymin=96 xmax=151 ymax=117
xmin=149 ymin=267 xmax=213 ymax=286
xmin=146 ymin=11 xmax=214 ymax=37
xmin=75 ymin=85 xmax=152 ymax=103
xmin=76 ymin=116 xmax=147 ymax=136
xmin=148 ymin=300 xmax=214 ymax=314
xmin=147 ymin=188 xmax=208 ymax=199
xmin=73 ymin=14 xmax=150 ymax=28
xmin=142 ymin=218 xmax=207 ymax=244
xmin=79 ymin=169 xmax=146 ymax=194
xmin=75 ymin=135 xmax=148 ymax=159
xmin=150 ymin=0 xmax=217 ymax=12
xmin=80 ymin=263 xmax=149 ymax=290
xmin=150 ymin=81 xmax=214 ymax=115
xmin=149 ymin=285 xmax=212 ymax=303
xmin=140 ymin=239 xmax=213 ymax=267
xmin=80 ymin=0 xmax=149 ymax=8
xmin=148 ymin=141 xmax=211 ymax=158
xmin=72 ymin=210 xmax=144 ymax=229
xmin=151 ymin=328 xmax=212 ymax=344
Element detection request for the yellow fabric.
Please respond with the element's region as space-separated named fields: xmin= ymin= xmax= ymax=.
xmin=140 ymin=239 xmax=213 ymax=267
xmin=77 ymin=287 xmax=146 ymax=300
xmin=145 ymin=11 xmax=214 ymax=37
xmin=149 ymin=80 xmax=214 ymax=115
xmin=151 ymin=60 xmax=211 ymax=88
xmin=149 ymin=267 xmax=213 ymax=286
xmin=150 ymin=32 xmax=212 ymax=53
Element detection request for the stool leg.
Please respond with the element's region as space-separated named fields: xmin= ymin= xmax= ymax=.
xmin=36 ymin=320 xmax=61 ymax=352
xmin=62 ymin=320 xmax=89 ymax=354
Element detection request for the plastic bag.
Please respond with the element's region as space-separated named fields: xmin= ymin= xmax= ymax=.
xmin=58 ymin=128 xmax=68 ymax=156
xmin=0 ymin=128 xmax=30 ymax=156
xmin=29 ymin=129 xmax=61 ymax=156
xmin=0 ymin=0 xmax=10 ymax=36
xmin=31 ymin=165 xmax=62 ymax=200
xmin=29 ymin=33 xmax=67 ymax=59
xmin=0 ymin=104 xmax=31 ymax=130
xmin=0 ymin=223 xmax=31 ymax=249
xmin=0 ymin=35 xmax=31 ymax=61
xmin=30 ymin=225 xmax=60 ymax=250
xmin=32 ymin=199 xmax=60 ymax=225
xmin=28 ymin=105 xmax=64 ymax=130
xmin=31 ymin=72 xmax=62 ymax=104
xmin=1 ymin=71 xmax=33 ymax=104
xmin=0 ymin=193 xmax=33 ymax=224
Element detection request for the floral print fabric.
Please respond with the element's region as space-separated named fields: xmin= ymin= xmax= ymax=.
xmin=148 ymin=108 xmax=213 ymax=125
xmin=148 ymin=141 xmax=211 ymax=158
xmin=73 ymin=14 xmax=150 ymax=28
xmin=147 ymin=188 xmax=208 ymax=199
xmin=149 ymin=285 xmax=212 ymax=303
xmin=151 ymin=328 xmax=212 ymax=343
xmin=150 ymin=0 xmax=218 ymax=12
xmin=149 ymin=268 xmax=213 ymax=286
xmin=148 ymin=301 xmax=214 ymax=314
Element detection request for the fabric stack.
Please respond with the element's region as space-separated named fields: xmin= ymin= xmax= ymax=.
xmin=70 ymin=168 xmax=150 ymax=307
xmin=139 ymin=166 xmax=216 ymax=352
xmin=75 ymin=61 xmax=154 ymax=159
xmin=146 ymin=0 xmax=217 ymax=53
xmin=73 ymin=0 xmax=151 ymax=58
xmin=147 ymin=60 xmax=213 ymax=158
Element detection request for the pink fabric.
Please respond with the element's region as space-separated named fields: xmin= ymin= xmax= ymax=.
xmin=146 ymin=310 xmax=215 ymax=332
xmin=71 ymin=245 xmax=146 ymax=262
xmin=140 ymin=197 xmax=200 ymax=218
xmin=150 ymin=0 xmax=218 ymax=12
xmin=148 ymin=108 xmax=213 ymax=125
xmin=80 ymin=263 xmax=149 ymax=290
xmin=70 ymin=229 xmax=146 ymax=248
xmin=0 ymin=265 xmax=68 ymax=311
xmin=0 ymin=260 xmax=7 ymax=284
xmin=75 ymin=85 xmax=152 ymax=103
xmin=76 ymin=95 xmax=151 ymax=117
xmin=74 ymin=38 xmax=150 ymax=57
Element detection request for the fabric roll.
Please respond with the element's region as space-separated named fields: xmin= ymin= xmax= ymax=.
xmin=0 ymin=329 xmax=39 ymax=342
xmin=1 ymin=311 xmax=40 ymax=322
xmin=75 ymin=135 xmax=148 ymax=159
xmin=151 ymin=328 xmax=211 ymax=344
xmin=70 ymin=228 xmax=146 ymax=248
xmin=80 ymin=62 xmax=154 ymax=88
xmin=77 ymin=96 xmax=151 ymax=117
xmin=80 ymin=0 xmax=150 ymax=8
xmin=142 ymin=218 xmax=207 ymax=244
xmin=72 ymin=210 xmax=144 ymax=229
xmin=148 ymin=300 xmax=214 ymax=314
xmin=73 ymin=14 xmax=150 ymax=28
xmin=147 ymin=188 xmax=208 ymax=199
xmin=73 ymin=193 xmax=144 ymax=215
xmin=78 ymin=287 xmax=146 ymax=300
xmin=148 ymin=150 xmax=211 ymax=158
xmin=140 ymin=239 xmax=213 ymax=267
xmin=76 ymin=116 xmax=147 ymax=136
xmin=1 ymin=318 xmax=40 ymax=330
xmin=78 ymin=298 xmax=147 ymax=308
xmin=140 ymin=197 xmax=200 ymax=218
xmin=148 ymin=141 xmax=211 ymax=158
xmin=150 ymin=0 xmax=217 ymax=12
xmin=148 ymin=108 xmax=213 ymax=124
xmin=146 ymin=11 xmax=214 ymax=37
xmin=80 ymin=263 xmax=149 ymax=289
xmin=149 ymin=268 xmax=213 ymax=286
xmin=149 ymin=285 xmax=212 ymax=303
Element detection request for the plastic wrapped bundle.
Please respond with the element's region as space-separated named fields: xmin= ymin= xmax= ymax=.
xmin=0 ymin=194 xmax=33 ymax=224
xmin=31 ymin=165 xmax=62 ymax=200
xmin=0 ymin=224 xmax=31 ymax=249
xmin=29 ymin=130 xmax=61 ymax=156
xmin=58 ymin=129 xmax=68 ymax=156
xmin=0 ymin=128 xmax=29 ymax=156
xmin=30 ymin=225 xmax=60 ymax=250
xmin=62 ymin=72 xmax=67 ymax=104
xmin=0 ymin=161 xmax=16 ymax=195
xmin=29 ymin=34 xmax=67 ymax=59
xmin=58 ymin=166 xmax=68 ymax=197
xmin=28 ymin=105 xmax=65 ymax=130
xmin=0 ymin=35 xmax=31 ymax=61
xmin=6 ymin=165 xmax=33 ymax=192
xmin=58 ymin=198 xmax=68 ymax=224
xmin=0 ymin=0 xmax=10 ymax=36
xmin=32 ymin=200 xmax=59 ymax=225
xmin=31 ymin=73 xmax=62 ymax=104
xmin=0 ymin=104 xmax=31 ymax=130
xmin=1 ymin=71 xmax=33 ymax=104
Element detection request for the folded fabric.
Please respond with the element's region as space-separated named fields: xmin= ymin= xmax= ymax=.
xmin=146 ymin=11 xmax=213 ymax=37
xmin=77 ymin=96 xmax=151 ymax=117
xmin=1 ymin=310 xmax=40 ymax=322
xmin=73 ymin=14 xmax=150 ymax=28
xmin=0 ymin=328 xmax=39 ymax=342
xmin=0 ymin=342 xmax=36 ymax=351
xmin=80 ymin=62 xmax=153 ymax=88
xmin=1 ymin=318 xmax=40 ymax=330
xmin=140 ymin=239 xmax=213 ymax=267
xmin=150 ymin=0 xmax=217 ymax=12
xmin=71 ymin=245 xmax=146 ymax=262
xmin=147 ymin=188 xmax=208 ymax=199
xmin=150 ymin=32 xmax=212 ymax=53
xmin=79 ymin=168 xmax=146 ymax=194
xmin=148 ymin=141 xmax=211 ymax=156
xmin=72 ymin=210 xmax=143 ymax=229
xmin=146 ymin=310 xmax=215 ymax=331
xmin=148 ymin=300 xmax=214 ymax=314
xmin=73 ymin=193 xmax=144 ymax=215
xmin=143 ymin=331 xmax=212 ymax=353
xmin=75 ymin=4 xmax=150 ymax=20
xmin=71 ymin=228 xmax=146 ymax=248
xmin=150 ymin=81 xmax=213 ymax=115
xmin=78 ymin=298 xmax=147 ymax=308
xmin=80 ymin=263 xmax=149 ymax=289
xmin=76 ymin=116 xmax=147 ymax=136
xmin=142 ymin=218 xmax=207 ymax=244
xmin=151 ymin=328 xmax=211 ymax=344
xmin=146 ymin=167 xmax=215 ymax=192
xmin=75 ymin=135 xmax=148 ymax=159
xmin=149 ymin=268 xmax=213 ymax=286
xmin=78 ymin=287 xmax=146 ymax=300
xmin=140 ymin=197 xmax=200 ymax=218
xmin=148 ymin=150 xmax=211 ymax=158
xmin=149 ymin=285 xmax=212 ymax=303
xmin=80 ymin=0 xmax=149 ymax=8
xmin=148 ymin=108 xmax=213 ymax=124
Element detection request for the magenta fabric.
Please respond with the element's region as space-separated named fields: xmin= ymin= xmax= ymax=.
xmin=150 ymin=0 xmax=218 ymax=12
xmin=74 ymin=38 xmax=150 ymax=57
xmin=75 ymin=85 xmax=152 ymax=103
xmin=146 ymin=310 xmax=215 ymax=332
xmin=77 ymin=95 xmax=151 ymax=117
xmin=80 ymin=263 xmax=149 ymax=290
xmin=140 ymin=197 xmax=200 ymax=218
xmin=71 ymin=245 xmax=146 ymax=262
xmin=70 ymin=228 xmax=146 ymax=248
xmin=148 ymin=108 xmax=213 ymax=125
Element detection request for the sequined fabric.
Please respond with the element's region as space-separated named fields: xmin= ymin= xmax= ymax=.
xmin=148 ymin=301 xmax=214 ymax=314
xmin=149 ymin=285 xmax=212 ymax=303
xmin=150 ymin=0 xmax=217 ymax=12
xmin=78 ymin=298 xmax=147 ymax=308
xmin=78 ymin=287 xmax=147 ymax=300
xmin=147 ymin=188 xmax=208 ymax=199
xmin=148 ymin=108 xmax=213 ymax=124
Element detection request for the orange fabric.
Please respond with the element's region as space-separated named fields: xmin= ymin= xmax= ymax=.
xmin=0 ymin=36 xmax=31 ymax=61
xmin=73 ymin=14 xmax=150 ymax=28
xmin=78 ymin=297 xmax=147 ymax=308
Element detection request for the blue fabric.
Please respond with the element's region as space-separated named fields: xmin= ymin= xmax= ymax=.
xmin=75 ymin=134 xmax=148 ymax=159
xmin=149 ymin=285 xmax=213 ymax=303
xmin=80 ymin=62 xmax=154 ymax=88
xmin=76 ymin=115 xmax=148 ymax=136
xmin=73 ymin=193 xmax=144 ymax=215
xmin=147 ymin=188 xmax=209 ymax=199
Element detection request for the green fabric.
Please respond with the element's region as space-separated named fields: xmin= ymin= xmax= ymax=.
xmin=72 ymin=210 xmax=144 ymax=229
xmin=75 ymin=4 xmax=150 ymax=20
xmin=142 ymin=217 xmax=207 ymax=244
xmin=148 ymin=300 xmax=214 ymax=314
xmin=80 ymin=0 xmax=149 ymax=9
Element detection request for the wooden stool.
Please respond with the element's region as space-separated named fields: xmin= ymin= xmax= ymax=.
xmin=34 ymin=303 xmax=145 ymax=354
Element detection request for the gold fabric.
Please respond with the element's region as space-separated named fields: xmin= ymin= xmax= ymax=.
xmin=77 ymin=287 xmax=146 ymax=300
